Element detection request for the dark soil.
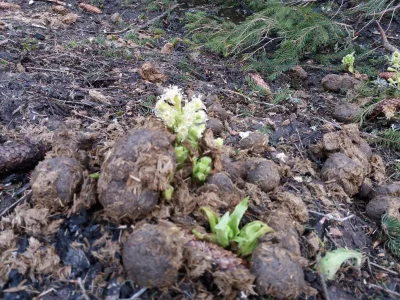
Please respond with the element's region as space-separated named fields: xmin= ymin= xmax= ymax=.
xmin=1 ymin=1 xmax=400 ymax=300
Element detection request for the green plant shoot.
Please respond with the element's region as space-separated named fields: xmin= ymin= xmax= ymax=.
xmin=163 ymin=185 xmax=174 ymax=201
xmin=320 ymin=248 xmax=362 ymax=280
xmin=175 ymin=145 xmax=190 ymax=166
xmin=193 ymin=197 xmax=274 ymax=256
xmin=215 ymin=137 xmax=224 ymax=147
xmin=233 ymin=221 xmax=274 ymax=256
xmin=192 ymin=156 xmax=212 ymax=182
xmin=342 ymin=52 xmax=355 ymax=74
xmin=387 ymin=51 xmax=400 ymax=90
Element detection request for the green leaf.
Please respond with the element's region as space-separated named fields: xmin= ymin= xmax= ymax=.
xmin=320 ymin=248 xmax=362 ymax=280
xmin=227 ymin=197 xmax=249 ymax=238
xmin=192 ymin=228 xmax=204 ymax=239
xmin=214 ymin=212 xmax=232 ymax=248
xmin=233 ymin=221 xmax=274 ymax=256
xmin=199 ymin=206 xmax=220 ymax=233
xmin=89 ymin=172 xmax=100 ymax=179
xmin=163 ymin=186 xmax=174 ymax=201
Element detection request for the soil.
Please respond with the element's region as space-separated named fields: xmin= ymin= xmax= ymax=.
xmin=1 ymin=1 xmax=400 ymax=300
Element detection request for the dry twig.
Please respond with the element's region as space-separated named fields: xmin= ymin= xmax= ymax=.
xmin=376 ymin=21 xmax=400 ymax=53
xmin=369 ymin=283 xmax=400 ymax=298
xmin=105 ymin=4 xmax=180 ymax=34
xmin=309 ymin=210 xmax=355 ymax=222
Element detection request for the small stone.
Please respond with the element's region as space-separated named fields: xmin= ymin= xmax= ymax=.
xmin=110 ymin=12 xmax=121 ymax=23
xmin=321 ymin=74 xmax=359 ymax=93
xmin=206 ymin=118 xmax=224 ymax=136
xmin=161 ymin=42 xmax=174 ymax=54
xmin=306 ymin=232 xmax=319 ymax=257
xmin=52 ymin=5 xmax=69 ymax=15
xmin=332 ymin=102 xmax=362 ymax=123
xmin=291 ymin=65 xmax=308 ymax=80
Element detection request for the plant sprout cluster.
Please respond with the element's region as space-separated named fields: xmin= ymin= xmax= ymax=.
xmin=387 ymin=51 xmax=400 ymax=90
xmin=193 ymin=197 xmax=274 ymax=257
xmin=155 ymin=86 xmax=221 ymax=200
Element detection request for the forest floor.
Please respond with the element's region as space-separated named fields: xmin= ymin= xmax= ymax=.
xmin=1 ymin=0 xmax=400 ymax=299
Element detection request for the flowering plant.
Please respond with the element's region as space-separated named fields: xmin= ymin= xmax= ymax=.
xmin=155 ymin=86 xmax=208 ymax=146
xmin=155 ymin=86 xmax=218 ymax=197
xmin=342 ymin=52 xmax=355 ymax=74
xmin=387 ymin=51 xmax=400 ymax=90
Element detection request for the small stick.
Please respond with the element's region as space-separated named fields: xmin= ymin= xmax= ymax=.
xmin=136 ymin=4 xmax=180 ymax=31
xmin=26 ymin=66 xmax=67 ymax=73
xmin=0 ymin=39 xmax=9 ymax=46
xmin=38 ymin=288 xmax=56 ymax=298
xmin=77 ymin=278 xmax=90 ymax=300
xmin=377 ymin=4 xmax=400 ymax=16
xmin=0 ymin=191 xmax=32 ymax=217
xmin=36 ymin=0 xmax=67 ymax=5
xmin=316 ymin=255 xmax=331 ymax=300
xmin=369 ymin=283 xmax=400 ymax=298
xmin=73 ymin=111 xmax=105 ymax=124
xmin=309 ymin=210 xmax=355 ymax=222
xmin=369 ymin=261 xmax=399 ymax=276
xmin=131 ymin=287 xmax=147 ymax=299
xmin=376 ymin=21 xmax=400 ymax=53
xmin=105 ymin=4 xmax=180 ymax=35
xmin=296 ymin=128 xmax=304 ymax=150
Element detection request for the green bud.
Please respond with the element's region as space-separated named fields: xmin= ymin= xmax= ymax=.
xmin=163 ymin=185 xmax=174 ymax=201
xmin=89 ymin=172 xmax=100 ymax=179
xmin=214 ymin=138 xmax=224 ymax=147
xmin=193 ymin=156 xmax=212 ymax=182
xmin=342 ymin=52 xmax=355 ymax=74
xmin=175 ymin=145 xmax=189 ymax=166
xmin=188 ymin=124 xmax=206 ymax=142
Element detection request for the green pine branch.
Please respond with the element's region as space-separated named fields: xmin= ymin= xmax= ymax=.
xmin=184 ymin=0 xmax=353 ymax=79
xmin=381 ymin=214 xmax=400 ymax=257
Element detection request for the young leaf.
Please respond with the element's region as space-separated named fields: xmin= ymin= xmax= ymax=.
xmin=89 ymin=172 xmax=100 ymax=179
xmin=199 ymin=206 xmax=220 ymax=233
xmin=214 ymin=212 xmax=233 ymax=248
xmin=163 ymin=186 xmax=174 ymax=201
xmin=320 ymin=248 xmax=362 ymax=280
xmin=233 ymin=221 xmax=274 ymax=256
xmin=227 ymin=197 xmax=249 ymax=238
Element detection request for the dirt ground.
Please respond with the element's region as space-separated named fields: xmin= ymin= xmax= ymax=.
xmin=1 ymin=0 xmax=400 ymax=299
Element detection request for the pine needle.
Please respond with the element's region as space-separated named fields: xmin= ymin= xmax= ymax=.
xmin=381 ymin=214 xmax=400 ymax=257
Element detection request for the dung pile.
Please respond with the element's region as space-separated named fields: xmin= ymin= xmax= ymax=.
xmin=1 ymin=88 xmax=397 ymax=300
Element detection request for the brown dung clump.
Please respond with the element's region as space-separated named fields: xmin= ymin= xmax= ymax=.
xmin=366 ymin=195 xmax=400 ymax=221
xmin=31 ymin=157 xmax=84 ymax=211
xmin=239 ymin=132 xmax=269 ymax=154
xmin=97 ymin=128 xmax=176 ymax=222
xmin=251 ymin=244 xmax=316 ymax=299
xmin=321 ymin=153 xmax=364 ymax=197
xmin=244 ymin=158 xmax=281 ymax=193
xmin=122 ymin=223 xmax=184 ymax=288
